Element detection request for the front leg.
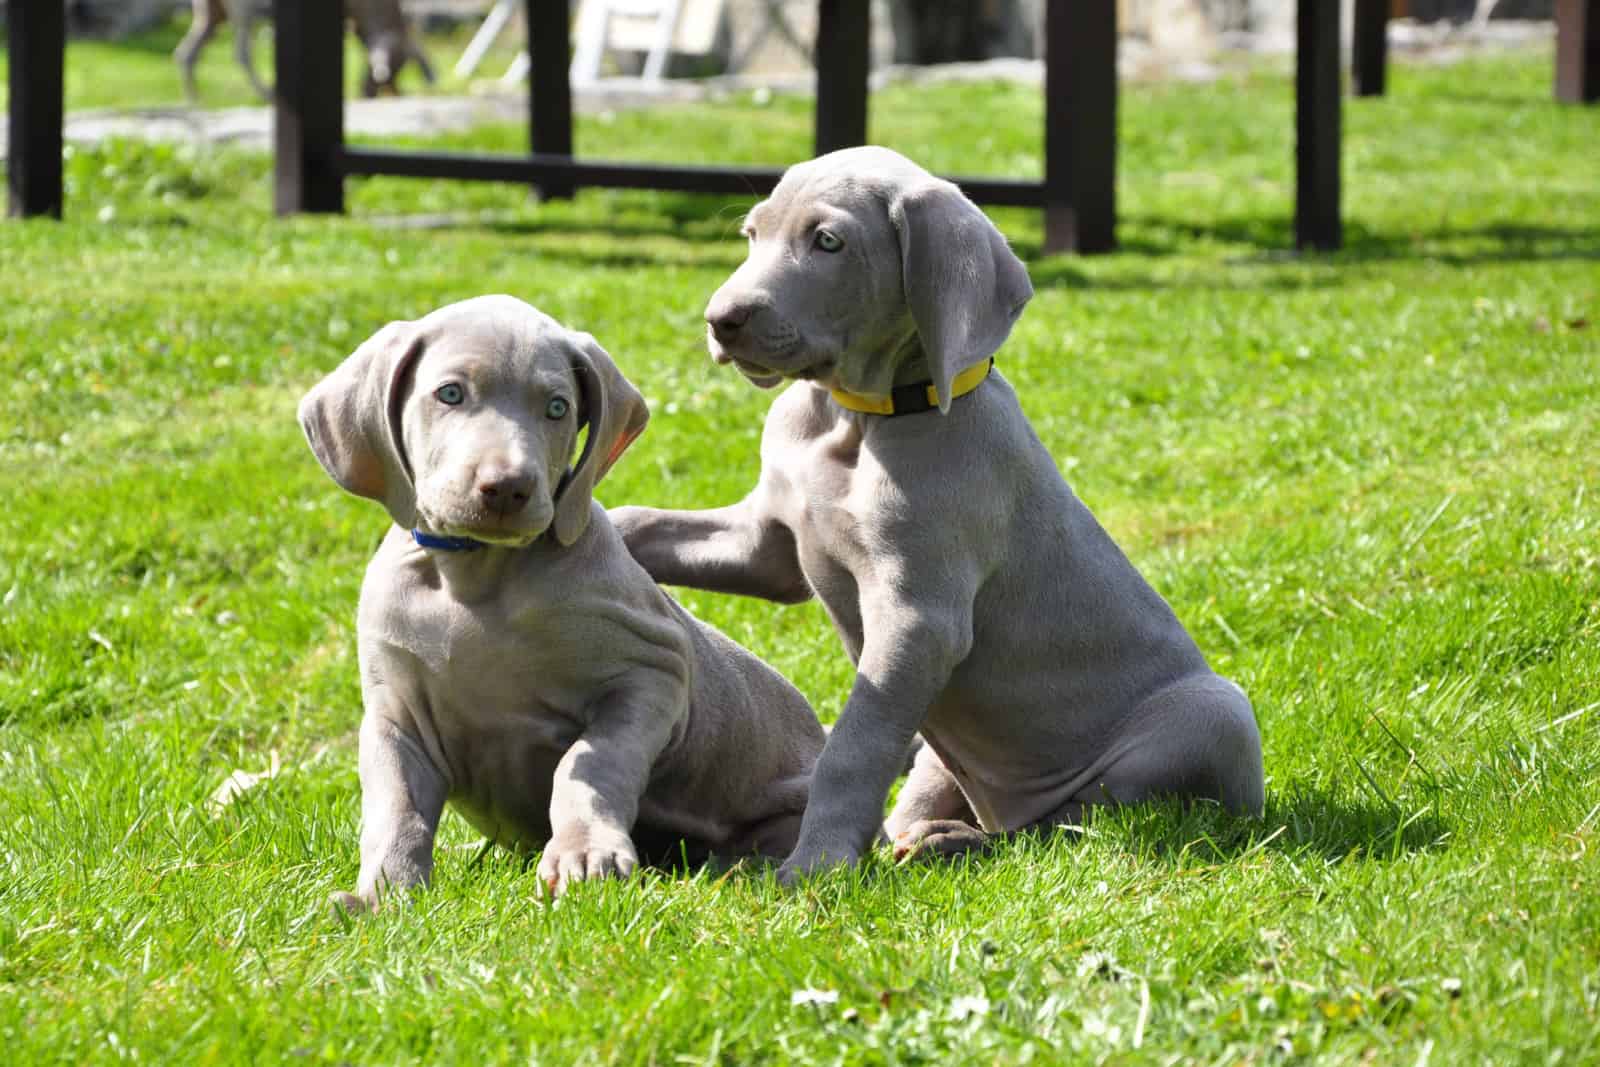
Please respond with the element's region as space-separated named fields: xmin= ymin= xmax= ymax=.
xmin=539 ymin=683 xmax=681 ymax=896
xmin=334 ymin=712 xmax=449 ymax=913
xmin=778 ymin=588 xmax=976 ymax=883
xmin=612 ymin=483 xmax=811 ymax=604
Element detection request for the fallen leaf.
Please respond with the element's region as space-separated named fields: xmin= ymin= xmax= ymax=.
xmin=208 ymin=751 xmax=283 ymax=814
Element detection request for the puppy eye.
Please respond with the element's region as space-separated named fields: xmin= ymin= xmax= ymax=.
xmin=814 ymin=229 xmax=844 ymax=253
xmin=434 ymin=383 xmax=464 ymax=406
xmin=545 ymin=396 xmax=570 ymax=420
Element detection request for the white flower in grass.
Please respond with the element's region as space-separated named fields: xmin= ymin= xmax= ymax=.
xmin=790 ymin=988 xmax=840 ymax=1007
xmin=949 ymin=995 xmax=990 ymax=1020
xmin=1077 ymin=951 xmax=1118 ymax=979
xmin=1082 ymin=1012 xmax=1123 ymax=1044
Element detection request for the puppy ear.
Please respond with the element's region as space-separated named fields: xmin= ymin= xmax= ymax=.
xmin=551 ymin=334 xmax=649 ymax=546
xmin=890 ymin=179 xmax=1033 ymax=412
xmin=298 ymin=320 xmax=426 ymax=529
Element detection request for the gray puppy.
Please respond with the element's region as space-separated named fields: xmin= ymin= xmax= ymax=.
xmin=176 ymin=0 xmax=436 ymax=104
xmin=615 ymin=147 xmax=1265 ymax=882
xmin=300 ymin=295 xmax=823 ymax=907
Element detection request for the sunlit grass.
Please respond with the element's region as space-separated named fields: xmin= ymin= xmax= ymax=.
xmin=1 ymin=41 xmax=1597 ymax=1064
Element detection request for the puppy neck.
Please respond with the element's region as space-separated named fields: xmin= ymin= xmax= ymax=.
xmin=404 ymin=527 xmax=560 ymax=603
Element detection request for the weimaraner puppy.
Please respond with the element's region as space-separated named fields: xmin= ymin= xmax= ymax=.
xmin=299 ymin=295 xmax=824 ymax=907
xmin=176 ymin=0 xmax=436 ymax=104
xmin=614 ymin=147 xmax=1265 ymax=882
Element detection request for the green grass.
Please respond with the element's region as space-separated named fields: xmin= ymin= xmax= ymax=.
xmin=3 ymin=40 xmax=1599 ymax=1064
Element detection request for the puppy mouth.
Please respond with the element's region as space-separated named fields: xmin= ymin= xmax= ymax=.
xmin=419 ymin=505 xmax=553 ymax=548
xmin=732 ymin=358 xmax=785 ymax=389
xmin=708 ymin=337 xmax=830 ymax=391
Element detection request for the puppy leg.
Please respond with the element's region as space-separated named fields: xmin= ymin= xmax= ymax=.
xmin=1068 ymin=675 xmax=1265 ymax=818
xmin=233 ymin=5 xmax=273 ymax=103
xmin=539 ymin=686 xmax=679 ymax=896
xmin=612 ymin=495 xmax=813 ymax=604
xmin=174 ymin=0 xmax=224 ymax=105
xmin=885 ymin=741 xmax=975 ymax=841
xmin=778 ymin=589 xmax=976 ymax=883
xmin=334 ymin=715 xmax=449 ymax=913
xmin=410 ymin=39 xmax=438 ymax=85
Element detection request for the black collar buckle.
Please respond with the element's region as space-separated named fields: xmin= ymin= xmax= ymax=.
xmin=889 ymin=382 xmax=934 ymax=416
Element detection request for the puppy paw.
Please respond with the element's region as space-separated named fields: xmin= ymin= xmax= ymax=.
xmin=776 ymin=843 xmax=860 ymax=887
xmin=892 ymin=819 xmax=990 ymax=863
xmin=538 ymin=828 xmax=638 ymax=897
xmin=328 ymin=890 xmax=376 ymax=916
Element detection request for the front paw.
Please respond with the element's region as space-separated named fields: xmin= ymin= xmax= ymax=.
xmin=776 ymin=842 xmax=862 ymax=886
xmin=328 ymin=889 xmax=376 ymax=916
xmin=538 ymin=827 xmax=638 ymax=896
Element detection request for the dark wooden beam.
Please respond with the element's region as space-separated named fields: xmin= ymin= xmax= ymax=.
xmin=7 ymin=0 xmax=67 ymax=219
xmin=1043 ymin=0 xmax=1118 ymax=254
xmin=341 ymin=147 xmax=1056 ymax=207
xmin=813 ymin=0 xmax=870 ymax=154
xmin=1555 ymin=0 xmax=1600 ymax=103
xmin=1352 ymin=0 xmax=1388 ymax=97
xmin=1295 ymin=0 xmax=1342 ymax=251
xmin=528 ymin=0 xmax=576 ymax=198
xmin=274 ymin=0 xmax=346 ymax=214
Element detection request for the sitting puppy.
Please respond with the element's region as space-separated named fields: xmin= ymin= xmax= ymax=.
xmin=299 ymin=296 xmax=824 ymax=907
xmin=615 ymin=147 xmax=1265 ymax=881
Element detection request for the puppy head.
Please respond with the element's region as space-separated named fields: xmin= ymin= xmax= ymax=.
xmin=704 ymin=146 xmax=1033 ymax=411
xmin=299 ymin=295 xmax=647 ymax=547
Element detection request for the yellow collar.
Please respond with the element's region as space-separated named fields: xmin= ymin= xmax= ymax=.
xmin=829 ymin=359 xmax=994 ymax=417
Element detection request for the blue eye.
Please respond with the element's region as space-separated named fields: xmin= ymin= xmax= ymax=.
xmin=814 ymin=229 xmax=843 ymax=253
xmin=546 ymin=396 xmax=570 ymax=420
xmin=435 ymin=383 xmax=464 ymax=406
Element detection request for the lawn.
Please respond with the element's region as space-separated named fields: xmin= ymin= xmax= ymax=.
xmin=2 ymin=37 xmax=1598 ymax=1064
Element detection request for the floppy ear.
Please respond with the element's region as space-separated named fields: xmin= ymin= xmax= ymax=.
xmin=551 ymin=334 xmax=650 ymax=546
xmin=297 ymin=320 xmax=426 ymax=529
xmin=890 ymin=179 xmax=1034 ymax=412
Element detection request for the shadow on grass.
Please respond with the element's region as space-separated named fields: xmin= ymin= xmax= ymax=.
xmin=610 ymin=786 xmax=1455 ymax=894
xmin=1068 ymin=788 xmax=1453 ymax=867
xmin=1017 ymin=213 xmax=1600 ymax=292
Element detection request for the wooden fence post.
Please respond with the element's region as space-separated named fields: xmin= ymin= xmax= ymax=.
xmin=1353 ymin=0 xmax=1388 ymax=97
xmin=1556 ymin=0 xmax=1599 ymax=103
xmin=7 ymin=0 xmax=66 ymax=219
xmin=1043 ymin=0 xmax=1117 ymax=254
xmin=274 ymin=0 xmax=346 ymax=214
xmin=528 ymin=0 xmax=576 ymax=198
xmin=814 ymin=0 xmax=870 ymax=154
xmin=1295 ymin=0 xmax=1342 ymax=251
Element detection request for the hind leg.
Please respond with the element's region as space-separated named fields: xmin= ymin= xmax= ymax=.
xmin=1062 ymin=675 xmax=1265 ymax=819
xmin=886 ymin=742 xmax=988 ymax=861
xmin=174 ymin=0 xmax=225 ymax=104
xmin=234 ymin=5 xmax=273 ymax=102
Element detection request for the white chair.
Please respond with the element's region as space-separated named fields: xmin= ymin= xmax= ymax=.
xmin=570 ymin=0 xmax=684 ymax=84
xmin=454 ymin=0 xmax=521 ymax=79
xmin=457 ymin=0 xmax=685 ymax=86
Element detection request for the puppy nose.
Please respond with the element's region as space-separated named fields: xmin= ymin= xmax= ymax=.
xmin=706 ymin=302 xmax=752 ymax=344
xmin=475 ymin=470 xmax=535 ymax=515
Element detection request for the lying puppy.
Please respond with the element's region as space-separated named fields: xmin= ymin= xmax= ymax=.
xmin=300 ymin=296 xmax=823 ymax=906
xmin=615 ymin=147 xmax=1265 ymax=881
xmin=176 ymin=0 xmax=436 ymax=104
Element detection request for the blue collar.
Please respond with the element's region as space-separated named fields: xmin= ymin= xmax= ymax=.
xmin=412 ymin=529 xmax=489 ymax=552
